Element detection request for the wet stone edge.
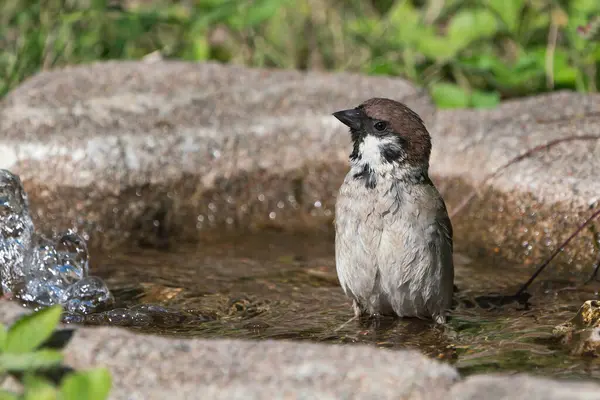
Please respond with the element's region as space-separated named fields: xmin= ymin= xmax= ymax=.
xmin=21 ymin=165 xmax=600 ymax=277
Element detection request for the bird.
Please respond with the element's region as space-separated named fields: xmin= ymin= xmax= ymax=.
xmin=332 ymin=97 xmax=454 ymax=324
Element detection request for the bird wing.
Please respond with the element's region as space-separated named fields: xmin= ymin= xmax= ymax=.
xmin=377 ymin=183 xmax=454 ymax=319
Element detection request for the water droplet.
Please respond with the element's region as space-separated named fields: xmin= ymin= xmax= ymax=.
xmin=269 ymin=212 xmax=276 ymax=219
xmin=55 ymin=230 xmax=89 ymax=282
xmin=208 ymin=203 xmax=217 ymax=212
xmin=61 ymin=276 xmax=113 ymax=315
xmin=226 ymin=217 xmax=234 ymax=225
xmin=19 ymin=271 xmax=66 ymax=305
xmin=314 ymin=201 xmax=322 ymax=208
xmin=197 ymin=215 xmax=205 ymax=222
xmin=258 ymin=194 xmax=265 ymax=202
xmin=277 ymin=201 xmax=284 ymax=209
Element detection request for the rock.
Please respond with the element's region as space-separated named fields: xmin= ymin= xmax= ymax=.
xmin=431 ymin=92 xmax=600 ymax=209
xmin=0 ymin=61 xmax=432 ymax=249
xmin=431 ymin=93 xmax=600 ymax=270
xmin=554 ymin=300 xmax=600 ymax=356
xmin=0 ymin=61 xmax=598 ymax=270
xmin=450 ymin=374 xmax=600 ymax=400
xmin=2 ymin=300 xmax=600 ymax=399
xmin=0 ymin=299 xmax=31 ymax=326
xmin=63 ymin=327 xmax=458 ymax=400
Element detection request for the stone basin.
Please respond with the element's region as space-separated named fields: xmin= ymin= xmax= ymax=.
xmin=1 ymin=61 xmax=600 ymax=399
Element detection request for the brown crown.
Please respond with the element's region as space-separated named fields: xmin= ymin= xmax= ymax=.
xmin=359 ymin=98 xmax=432 ymax=164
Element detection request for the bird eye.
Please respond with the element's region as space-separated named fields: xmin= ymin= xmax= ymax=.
xmin=374 ymin=121 xmax=387 ymax=131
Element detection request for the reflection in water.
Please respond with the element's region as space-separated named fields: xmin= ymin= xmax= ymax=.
xmin=81 ymin=231 xmax=600 ymax=381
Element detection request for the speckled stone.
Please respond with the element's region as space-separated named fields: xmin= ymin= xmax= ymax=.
xmin=0 ymin=61 xmax=599 ymax=273
xmin=67 ymin=327 xmax=459 ymax=400
xmin=0 ymin=61 xmax=432 ymax=249
xmin=450 ymin=374 xmax=600 ymax=400
xmin=430 ymin=92 xmax=600 ymax=209
xmin=2 ymin=300 xmax=600 ymax=400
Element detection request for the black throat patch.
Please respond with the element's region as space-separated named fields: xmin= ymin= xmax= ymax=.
xmin=353 ymin=163 xmax=376 ymax=189
xmin=349 ymin=128 xmax=365 ymax=162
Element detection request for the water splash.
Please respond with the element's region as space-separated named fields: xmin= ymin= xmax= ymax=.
xmin=0 ymin=169 xmax=112 ymax=314
xmin=0 ymin=170 xmax=35 ymax=293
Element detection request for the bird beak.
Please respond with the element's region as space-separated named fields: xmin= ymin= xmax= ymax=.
xmin=332 ymin=108 xmax=364 ymax=130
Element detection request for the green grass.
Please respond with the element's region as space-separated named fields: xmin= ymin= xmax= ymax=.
xmin=1 ymin=0 xmax=599 ymax=108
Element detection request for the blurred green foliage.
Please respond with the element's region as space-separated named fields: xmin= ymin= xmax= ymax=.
xmin=0 ymin=306 xmax=111 ymax=400
xmin=1 ymin=0 xmax=599 ymax=107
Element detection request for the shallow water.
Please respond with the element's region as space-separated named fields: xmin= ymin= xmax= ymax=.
xmin=85 ymin=230 xmax=600 ymax=381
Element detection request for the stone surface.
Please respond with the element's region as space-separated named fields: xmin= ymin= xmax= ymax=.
xmin=0 ymin=302 xmax=459 ymax=399
xmin=0 ymin=61 xmax=598 ymax=270
xmin=0 ymin=61 xmax=432 ymax=249
xmin=2 ymin=300 xmax=600 ymax=400
xmin=450 ymin=374 xmax=600 ymax=400
xmin=67 ymin=327 xmax=458 ymax=400
xmin=431 ymin=92 xmax=600 ymax=209
xmin=2 ymin=62 xmax=600 ymax=399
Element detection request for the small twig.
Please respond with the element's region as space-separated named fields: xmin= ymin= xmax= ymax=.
xmin=334 ymin=315 xmax=357 ymax=332
xmin=515 ymin=207 xmax=600 ymax=297
xmin=584 ymin=223 xmax=600 ymax=283
xmin=584 ymin=253 xmax=600 ymax=284
xmin=449 ymin=135 xmax=600 ymax=218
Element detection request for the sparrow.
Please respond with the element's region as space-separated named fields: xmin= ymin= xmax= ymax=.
xmin=333 ymin=98 xmax=454 ymax=324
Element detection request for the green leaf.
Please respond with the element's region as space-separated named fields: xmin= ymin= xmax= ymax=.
xmin=0 ymin=350 xmax=63 ymax=372
xmin=0 ymin=325 xmax=7 ymax=352
xmin=418 ymin=34 xmax=459 ymax=61
xmin=430 ymin=83 xmax=470 ymax=108
xmin=60 ymin=368 xmax=112 ymax=400
xmin=25 ymin=386 xmax=57 ymax=400
xmin=552 ymin=49 xmax=580 ymax=85
xmin=367 ymin=59 xmax=401 ymax=76
xmin=0 ymin=389 xmax=19 ymax=400
xmin=244 ymin=0 xmax=284 ymax=27
xmin=183 ymin=36 xmax=210 ymax=61
xmin=387 ymin=1 xmax=422 ymax=46
xmin=569 ymin=0 xmax=600 ymax=14
xmin=471 ymin=90 xmax=500 ymax=108
xmin=487 ymin=0 xmax=524 ymax=33
xmin=447 ymin=9 xmax=499 ymax=52
xmin=23 ymin=375 xmax=58 ymax=400
xmin=5 ymin=306 xmax=62 ymax=353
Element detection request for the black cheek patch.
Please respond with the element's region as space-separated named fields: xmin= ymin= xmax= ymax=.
xmin=353 ymin=163 xmax=377 ymax=189
xmin=381 ymin=141 xmax=405 ymax=163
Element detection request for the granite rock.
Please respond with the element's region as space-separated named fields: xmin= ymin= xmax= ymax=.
xmin=0 ymin=61 xmax=598 ymax=270
xmin=450 ymin=374 xmax=600 ymax=400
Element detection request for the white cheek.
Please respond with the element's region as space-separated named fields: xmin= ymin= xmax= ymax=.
xmin=357 ymin=135 xmax=396 ymax=166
